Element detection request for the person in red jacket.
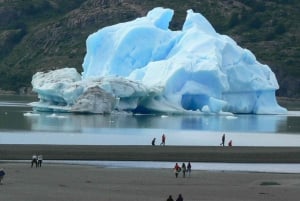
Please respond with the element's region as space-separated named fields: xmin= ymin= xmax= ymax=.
xmin=160 ymin=133 xmax=166 ymax=146
xmin=174 ymin=163 xmax=181 ymax=178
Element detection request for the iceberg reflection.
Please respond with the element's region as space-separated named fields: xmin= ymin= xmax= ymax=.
xmin=24 ymin=112 xmax=287 ymax=133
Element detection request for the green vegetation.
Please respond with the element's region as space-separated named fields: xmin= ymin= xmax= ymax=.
xmin=0 ymin=0 xmax=299 ymax=97
xmin=260 ymin=181 xmax=280 ymax=186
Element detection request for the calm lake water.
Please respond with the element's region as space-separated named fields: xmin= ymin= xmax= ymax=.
xmin=0 ymin=95 xmax=300 ymax=146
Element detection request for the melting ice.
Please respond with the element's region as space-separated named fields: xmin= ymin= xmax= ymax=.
xmin=30 ymin=7 xmax=287 ymax=114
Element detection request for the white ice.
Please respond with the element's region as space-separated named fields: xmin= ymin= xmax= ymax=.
xmin=31 ymin=7 xmax=287 ymax=114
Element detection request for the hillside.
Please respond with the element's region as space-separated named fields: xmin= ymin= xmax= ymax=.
xmin=0 ymin=0 xmax=299 ymax=97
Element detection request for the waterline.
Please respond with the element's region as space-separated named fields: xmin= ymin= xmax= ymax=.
xmin=1 ymin=130 xmax=300 ymax=147
xmin=2 ymin=160 xmax=300 ymax=174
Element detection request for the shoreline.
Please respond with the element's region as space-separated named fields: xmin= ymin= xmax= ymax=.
xmin=1 ymin=144 xmax=300 ymax=163
xmin=3 ymin=160 xmax=300 ymax=174
xmin=1 ymin=145 xmax=300 ymax=201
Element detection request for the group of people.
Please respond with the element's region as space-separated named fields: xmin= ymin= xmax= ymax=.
xmin=167 ymin=194 xmax=184 ymax=201
xmin=31 ymin=154 xmax=43 ymax=168
xmin=151 ymin=133 xmax=166 ymax=146
xmin=152 ymin=133 xmax=232 ymax=147
xmin=174 ymin=162 xmax=191 ymax=178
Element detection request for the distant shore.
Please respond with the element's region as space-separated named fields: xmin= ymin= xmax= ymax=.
xmin=277 ymin=96 xmax=300 ymax=110
xmin=1 ymin=144 xmax=300 ymax=163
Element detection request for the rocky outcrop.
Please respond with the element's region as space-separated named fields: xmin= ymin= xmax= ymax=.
xmin=71 ymin=86 xmax=116 ymax=114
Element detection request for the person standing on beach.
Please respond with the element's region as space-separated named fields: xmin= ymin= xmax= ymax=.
xmin=166 ymin=195 xmax=174 ymax=201
xmin=220 ymin=133 xmax=225 ymax=146
xmin=37 ymin=154 xmax=43 ymax=167
xmin=160 ymin=134 xmax=166 ymax=146
xmin=176 ymin=194 xmax=184 ymax=201
xmin=0 ymin=168 xmax=5 ymax=184
xmin=187 ymin=162 xmax=192 ymax=177
xmin=31 ymin=154 xmax=38 ymax=168
xmin=181 ymin=163 xmax=187 ymax=178
xmin=174 ymin=163 xmax=181 ymax=178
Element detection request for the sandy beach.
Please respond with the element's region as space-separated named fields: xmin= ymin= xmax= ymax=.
xmin=1 ymin=145 xmax=300 ymax=201
xmin=0 ymin=162 xmax=299 ymax=201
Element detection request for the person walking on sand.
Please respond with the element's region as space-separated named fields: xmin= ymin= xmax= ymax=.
xmin=220 ymin=133 xmax=225 ymax=146
xmin=174 ymin=163 xmax=181 ymax=178
xmin=187 ymin=162 xmax=192 ymax=177
xmin=151 ymin=138 xmax=156 ymax=146
xmin=167 ymin=195 xmax=174 ymax=201
xmin=160 ymin=134 xmax=166 ymax=146
xmin=181 ymin=163 xmax=187 ymax=178
xmin=176 ymin=194 xmax=184 ymax=201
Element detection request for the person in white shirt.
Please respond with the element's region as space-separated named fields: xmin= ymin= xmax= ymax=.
xmin=31 ymin=154 xmax=37 ymax=168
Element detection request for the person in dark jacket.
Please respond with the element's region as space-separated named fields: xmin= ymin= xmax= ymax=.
xmin=187 ymin=162 xmax=192 ymax=177
xmin=151 ymin=138 xmax=156 ymax=146
xmin=166 ymin=195 xmax=174 ymax=201
xmin=176 ymin=194 xmax=183 ymax=201
xmin=220 ymin=133 xmax=225 ymax=146
xmin=0 ymin=168 xmax=5 ymax=184
xmin=181 ymin=163 xmax=187 ymax=178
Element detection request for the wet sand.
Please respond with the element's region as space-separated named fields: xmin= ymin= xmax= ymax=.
xmin=1 ymin=145 xmax=300 ymax=201
xmin=1 ymin=144 xmax=300 ymax=163
xmin=0 ymin=162 xmax=300 ymax=201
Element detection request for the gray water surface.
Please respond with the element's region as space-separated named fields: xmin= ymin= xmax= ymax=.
xmin=0 ymin=95 xmax=300 ymax=146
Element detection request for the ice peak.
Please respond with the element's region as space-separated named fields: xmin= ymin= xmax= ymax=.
xmin=31 ymin=7 xmax=287 ymax=114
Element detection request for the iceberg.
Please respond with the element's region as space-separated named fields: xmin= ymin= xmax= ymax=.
xmin=30 ymin=7 xmax=287 ymax=114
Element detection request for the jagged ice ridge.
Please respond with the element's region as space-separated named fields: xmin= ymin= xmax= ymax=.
xmin=30 ymin=7 xmax=287 ymax=114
